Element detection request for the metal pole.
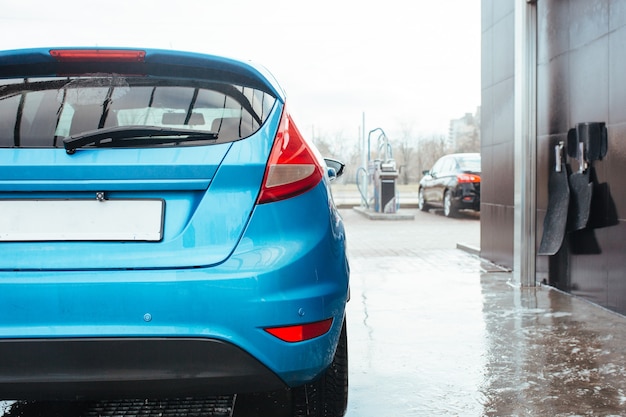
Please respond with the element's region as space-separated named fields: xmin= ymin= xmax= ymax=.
xmin=513 ymin=0 xmax=537 ymax=286
xmin=362 ymin=112 xmax=368 ymax=208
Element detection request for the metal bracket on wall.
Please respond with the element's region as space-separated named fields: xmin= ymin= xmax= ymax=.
xmin=567 ymin=122 xmax=608 ymax=163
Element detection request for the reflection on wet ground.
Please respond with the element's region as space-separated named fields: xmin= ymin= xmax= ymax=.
xmin=346 ymin=260 xmax=626 ymax=416
xmin=342 ymin=208 xmax=626 ymax=416
xmin=480 ymin=276 xmax=626 ymax=416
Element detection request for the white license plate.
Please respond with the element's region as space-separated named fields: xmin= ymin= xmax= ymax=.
xmin=0 ymin=199 xmax=164 ymax=241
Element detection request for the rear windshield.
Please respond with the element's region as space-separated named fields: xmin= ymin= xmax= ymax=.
xmin=0 ymin=76 xmax=277 ymax=148
xmin=458 ymin=155 xmax=481 ymax=172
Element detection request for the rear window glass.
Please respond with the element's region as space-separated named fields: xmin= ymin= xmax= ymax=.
xmin=0 ymin=76 xmax=276 ymax=148
xmin=458 ymin=155 xmax=481 ymax=172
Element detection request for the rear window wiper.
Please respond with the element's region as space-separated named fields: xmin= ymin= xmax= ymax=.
xmin=63 ymin=126 xmax=218 ymax=154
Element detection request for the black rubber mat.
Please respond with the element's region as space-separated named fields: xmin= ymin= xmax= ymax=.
xmin=538 ymin=151 xmax=570 ymax=255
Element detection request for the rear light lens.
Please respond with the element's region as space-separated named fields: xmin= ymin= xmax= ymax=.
xmin=264 ymin=318 xmax=333 ymax=343
xmin=50 ymin=49 xmax=146 ymax=62
xmin=457 ymin=173 xmax=480 ymax=183
xmin=257 ymin=107 xmax=324 ymax=204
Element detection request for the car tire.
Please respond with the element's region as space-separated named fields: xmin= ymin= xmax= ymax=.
xmin=418 ymin=188 xmax=429 ymax=212
xmin=443 ymin=190 xmax=457 ymax=218
xmin=291 ymin=317 xmax=348 ymax=417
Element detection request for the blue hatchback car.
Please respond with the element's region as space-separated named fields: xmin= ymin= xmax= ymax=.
xmin=0 ymin=48 xmax=350 ymax=416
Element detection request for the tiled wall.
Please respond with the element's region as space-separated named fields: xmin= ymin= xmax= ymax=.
xmin=480 ymin=0 xmax=515 ymax=269
xmin=482 ymin=0 xmax=626 ymax=315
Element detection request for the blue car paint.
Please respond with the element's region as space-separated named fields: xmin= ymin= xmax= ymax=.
xmin=0 ymin=181 xmax=348 ymax=386
xmin=0 ymin=47 xmax=350 ymax=390
xmin=0 ymin=144 xmax=226 ymax=191
xmin=0 ymin=103 xmax=282 ymax=270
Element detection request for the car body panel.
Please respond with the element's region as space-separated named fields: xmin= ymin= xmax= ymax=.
xmin=0 ymin=112 xmax=278 ymax=270
xmin=0 ymin=47 xmax=350 ymax=400
xmin=0 ymin=182 xmax=348 ymax=387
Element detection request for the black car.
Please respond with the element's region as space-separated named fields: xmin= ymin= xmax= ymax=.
xmin=418 ymin=153 xmax=481 ymax=217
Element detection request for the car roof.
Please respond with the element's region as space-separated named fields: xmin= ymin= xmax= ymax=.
xmin=0 ymin=47 xmax=285 ymax=100
xmin=447 ymin=152 xmax=480 ymax=158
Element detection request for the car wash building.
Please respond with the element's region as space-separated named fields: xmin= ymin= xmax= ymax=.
xmin=481 ymin=0 xmax=626 ymax=315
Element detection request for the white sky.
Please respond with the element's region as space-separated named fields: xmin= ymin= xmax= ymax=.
xmin=0 ymin=0 xmax=481 ymax=141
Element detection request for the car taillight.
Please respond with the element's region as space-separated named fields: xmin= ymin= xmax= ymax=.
xmin=50 ymin=49 xmax=146 ymax=62
xmin=457 ymin=173 xmax=480 ymax=183
xmin=257 ymin=108 xmax=324 ymax=204
xmin=264 ymin=318 xmax=333 ymax=343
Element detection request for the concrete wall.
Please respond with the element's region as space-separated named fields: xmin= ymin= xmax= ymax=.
xmin=481 ymin=0 xmax=626 ymax=315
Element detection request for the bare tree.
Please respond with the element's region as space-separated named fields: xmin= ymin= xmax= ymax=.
xmin=312 ymin=135 xmax=333 ymax=158
xmin=392 ymin=124 xmax=418 ymax=185
xmin=416 ymin=134 xmax=448 ymax=179
xmin=309 ymin=112 xmax=479 ymax=187
xmin=312 ymin=129 xmax=362 ymax=184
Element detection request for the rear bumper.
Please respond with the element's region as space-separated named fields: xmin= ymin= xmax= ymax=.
xmin=455 ymin=196 xmax=480 ymax=211
xmin=0 ymin=183 xmax=350 ymax=400
xmin=453 ymin=184 xmax=480 ymax=210
xmin=0 ymin=337 xmax=286 ymax=400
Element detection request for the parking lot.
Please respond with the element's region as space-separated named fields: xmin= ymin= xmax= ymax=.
xmin=2 ymin=205 xmax=626 ymax=417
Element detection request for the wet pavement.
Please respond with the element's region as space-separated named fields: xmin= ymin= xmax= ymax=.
xmin=2 ymin=205 xmax=626 ymax=416
xmin=342 ymin=207 xmax=626 ymax=417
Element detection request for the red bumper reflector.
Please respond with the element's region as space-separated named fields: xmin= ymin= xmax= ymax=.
xmin=265 ymin=318 xmax=333 ymax=343
xmin=50 ymin=49 xmax=146 ymax=62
